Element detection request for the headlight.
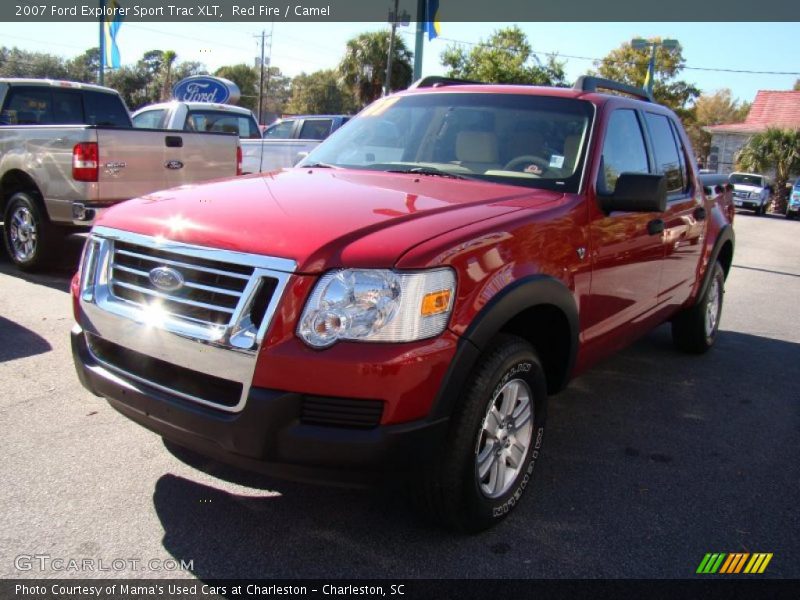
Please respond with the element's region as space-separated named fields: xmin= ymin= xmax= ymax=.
xmin=78 ymin=236 xmax=101 ymax=301
xmin=297 ymin=268 xmax=456 ymax=348
xmin=749 ymin=191 xmax=761 ymax=198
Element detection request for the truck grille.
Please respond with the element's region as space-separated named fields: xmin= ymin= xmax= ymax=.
xmin=110 ymin=240 xmax=260 ymax=328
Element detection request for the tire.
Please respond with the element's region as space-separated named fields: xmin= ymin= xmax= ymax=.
xmin=2 ymin=191 xmax=60 ymax=271
xmin=413 ymin=335 xmax=548 ymax=532
xmin=671 ymin=261 xmax=725 ymax=354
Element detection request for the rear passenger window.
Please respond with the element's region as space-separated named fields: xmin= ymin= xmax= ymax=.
xmin=83 ymin=91 xmax=130 ymax=127
xmin=599 ymin=109 xmax=650 ymax=194
xmin=299 ymin=119 xmax=333 ymax=140
xmin=645 ymin=113 xmax=684 ymax=194
xmin=1 ymin=88 xmax=53 ymax=125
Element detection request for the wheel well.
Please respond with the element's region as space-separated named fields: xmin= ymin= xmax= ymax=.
xmin=500 ymin=304 xmax=572 ymax=395
xmin=1 ymin=170 xmax=43 ymax=216
xmin=716 ymin=240 xmax=733 ymax=279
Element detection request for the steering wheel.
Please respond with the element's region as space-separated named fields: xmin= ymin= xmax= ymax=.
xmin=503 ymin=155 xmax=551 ymax=174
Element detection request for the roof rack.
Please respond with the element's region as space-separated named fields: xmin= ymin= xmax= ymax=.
xmin=409 ymin=76 xmax=486 ymax=89
xmin=573 ymin=76 xmax=652 ymax=102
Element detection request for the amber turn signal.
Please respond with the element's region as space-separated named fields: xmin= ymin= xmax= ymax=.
xmin=421 ymin=290 xmax=452 ymax=316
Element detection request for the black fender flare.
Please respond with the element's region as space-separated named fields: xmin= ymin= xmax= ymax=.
xmin=697 ymin=224 xmax=735 ymax=302
xmin=430 ymin=275 xmax=579 ymax=420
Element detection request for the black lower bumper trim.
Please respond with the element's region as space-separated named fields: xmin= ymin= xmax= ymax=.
xmin=72 ymin=327 xmax=448 ymax=486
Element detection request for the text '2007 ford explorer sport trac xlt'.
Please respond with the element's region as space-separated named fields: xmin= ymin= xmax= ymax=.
xmin=71 ymin=76 xmax=734 ymax=532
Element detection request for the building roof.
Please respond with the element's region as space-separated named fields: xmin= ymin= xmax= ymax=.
xmin=706 ymin=90 xmax=800 ymax=134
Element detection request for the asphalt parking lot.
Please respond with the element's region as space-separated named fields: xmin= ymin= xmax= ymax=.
xmin=0 ymin=211 xmax=798 ymax=580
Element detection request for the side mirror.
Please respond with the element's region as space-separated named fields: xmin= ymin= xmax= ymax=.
xmin=295 ymin=151 xmax=309 ymax=165
xmin=601 ymin=173 xmax=667 ymax=213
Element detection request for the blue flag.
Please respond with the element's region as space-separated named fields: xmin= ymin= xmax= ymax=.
xmin=103 ymin=0 xmax=123 ymax=69
xmin=425 ymin=0 xmax=441 ymax=41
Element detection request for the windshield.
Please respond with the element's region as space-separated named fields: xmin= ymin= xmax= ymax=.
xmin=730 ymin=174 xmax=763 ymax=186
xmin=298 ymin=92 xmax=593 ymax=192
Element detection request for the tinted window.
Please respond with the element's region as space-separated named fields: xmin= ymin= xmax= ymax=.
xmin=132 ymin=109 xmax=166 ymax=129
xmin=299 ymin=119 xmax=333 ymax=140
xmin=599 ymin=109 xmax=650 ymax=194
xmin=645 ymin=112 xmax=683 ymax=193
xmin=83 ymin=91 xmax=130 ymax=127
xmin=264 ymin=120 xmax=296 ymax=138
xmin=51 ymin=91 xmax=84 ymax=124
xmin=185 ymin=110 xmax=260 ymax=139
xmin=1 ymin=88 xmax=53 ymax=124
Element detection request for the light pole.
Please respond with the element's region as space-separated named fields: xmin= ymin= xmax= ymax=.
xmin=384 ymin=0 xmax=410 ymax=96
xmin=631 ymin=38 xmax=678 ymax=97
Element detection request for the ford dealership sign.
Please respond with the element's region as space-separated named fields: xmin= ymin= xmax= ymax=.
xmin=172 ymin=76 xmax=240 ymax=105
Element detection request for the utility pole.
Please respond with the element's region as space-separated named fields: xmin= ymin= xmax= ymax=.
xmin=383 ymin=0 xmax=399 ymax=96
xmin=255 ymin=24 xmax=274 ymax=124
xmin=413 ymin=0 xmax=425 ymax=81
xmin=256 ymin=30 xmax=266 ymax=124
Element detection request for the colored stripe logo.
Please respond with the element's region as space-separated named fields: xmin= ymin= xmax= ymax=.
xmin=697 ymin=553 xmax=773 ymax=574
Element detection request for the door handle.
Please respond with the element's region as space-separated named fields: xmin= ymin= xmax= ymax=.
xmin=694 ymin=206 xmax=707 ymax=221
xmin=165 ymin=135 xmax=183 ymax=148
xmin=647 ymin=219 xmax=665 ymax=235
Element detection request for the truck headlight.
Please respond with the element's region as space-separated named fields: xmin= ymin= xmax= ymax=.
xmin=297 ymin=268 xmax=456 ymax=348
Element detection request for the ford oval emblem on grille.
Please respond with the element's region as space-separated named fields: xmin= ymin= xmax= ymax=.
xmin=165 ymin=160 xmax=184 ymax=170
xmin=149 ymin=266 xmax=184 ymax=292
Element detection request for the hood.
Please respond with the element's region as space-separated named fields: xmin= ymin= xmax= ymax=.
xmin=732 ymin=183 xmax=763 ymax=193
xmin=97 ymin=168 xmax=564 ymax=273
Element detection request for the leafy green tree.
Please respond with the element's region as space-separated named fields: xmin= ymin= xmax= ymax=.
xmin=736 ymin=128 xmax=800 ymax=213
xmin=339 ymin=31 xmax=412 ymax=107
xmin=261 ymin=66 xmax=291 ymax=120
xmin=215 ymin=64 xmax=259 ymax=112
xmin=794 ymin=79 xmax=800 ymax=91
xmin=106 ymin=66 xmax=151 ymax=110
xmin=0 ymin=47 xmax=68 ymax=79
xmin=159 ymin=50 xmax=178 ymax=101
xmin=441 ymin=26 xmax=566 ymax=86
xmin=685 ymin=88 xmax=751 ymax=163
xmin=285 ymin=69 xmax=356 ymax=115
xmin=65 ymin=47 xmax=100 ymax=83
xmin=593 ymin=38 xmax=700 ymax=116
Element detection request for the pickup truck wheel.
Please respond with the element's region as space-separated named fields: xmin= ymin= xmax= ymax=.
xmin=3 ymin=192 xmax=58 ymax=271
xmin=671 ymin=261 xmax=725 ymax=354
xmin=415 ymin=335 xmax=547 ymax=532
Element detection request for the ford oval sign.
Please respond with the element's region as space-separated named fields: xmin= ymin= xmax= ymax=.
xmin=172 ymin=75 xmax=240 ymax=105
xmin=149 ymin=266 xmax=185 ymax=293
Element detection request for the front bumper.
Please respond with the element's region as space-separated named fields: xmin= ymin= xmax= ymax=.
xmin=732 ymin=198 xmax=762 ymax=211
xmin=72 ymin=202 xmax=109 ymax=226
xmin=72 ymin=326 xmax=448 ymax=486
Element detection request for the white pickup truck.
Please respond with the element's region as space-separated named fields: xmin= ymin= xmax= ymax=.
xmin=729 ymin=172 xmax=772 ymax=216
xmin=132 ymin=101 xmax=349 ymax=174
xmin=0 ymin=79 xmax=241 ymax=270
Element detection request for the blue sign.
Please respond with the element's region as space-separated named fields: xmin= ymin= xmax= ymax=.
xmin=172 ymin=76 xmax=241 ymax=105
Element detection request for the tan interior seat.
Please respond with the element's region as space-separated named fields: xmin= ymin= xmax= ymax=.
xmin=454 ymin=131 xmax=501 ymax=173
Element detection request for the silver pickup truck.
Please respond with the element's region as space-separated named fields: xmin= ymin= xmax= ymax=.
xmin=0 ymin=79 xmax=241 ymax=270
xmin=132 ymin=101 xmax=349 ymax=174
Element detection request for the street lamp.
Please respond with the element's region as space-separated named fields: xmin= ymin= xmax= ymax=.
xmin=631 ymin=38 xmax=679 ymax=97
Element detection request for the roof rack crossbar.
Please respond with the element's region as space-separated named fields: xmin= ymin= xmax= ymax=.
xmin=573 ymin=76 xmax=652 ymax=102
xmin=409 ymin=76 xmax=486 ymax=89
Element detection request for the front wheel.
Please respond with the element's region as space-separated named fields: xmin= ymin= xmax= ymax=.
xmin=414 ymin=335 xmax=548 ymax=532
xmin=2 ymin=191 xmax=59 ymax=271
xmin=671 ymin=261 xmax=725 ymax=354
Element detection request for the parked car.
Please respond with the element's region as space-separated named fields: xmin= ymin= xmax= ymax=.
xmin=131 ymin=101 xmax=263 ymax=174
xmin=258 ymin=114 xmax=350 ymax=172
xmin=729 ymin=172 xmax=771 ymax=215
xmin=0 ymin=79 xmax=242 ymax=270
xmin=71 ymin=76 xmax=734 ymax=532
xmin=787 ymin=179 xmax=800 ymax=220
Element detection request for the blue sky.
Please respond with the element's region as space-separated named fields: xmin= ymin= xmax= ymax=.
xmin=0 ymin=21 xmax=797 ymax=104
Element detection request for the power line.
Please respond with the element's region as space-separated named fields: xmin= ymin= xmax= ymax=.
xmin=419 ymin=33 xmax=800 ymax=77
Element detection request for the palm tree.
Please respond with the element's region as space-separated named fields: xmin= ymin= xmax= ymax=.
xmin=339 ymin=31 xmax=412 ymax=108
xmin=160 ymin=50 xmax=177 ymax=101
xmin=736 ymin=128 xmax=800 ymax=213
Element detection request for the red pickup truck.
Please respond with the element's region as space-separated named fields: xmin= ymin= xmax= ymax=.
xmin=71 ymin=76 xmax=734 ymax=532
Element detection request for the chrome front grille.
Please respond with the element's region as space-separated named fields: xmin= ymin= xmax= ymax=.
xmin=78 ymin=226 xmax=297 ymax=412
xmin=110 ymin=240 xmax=254 ymax=328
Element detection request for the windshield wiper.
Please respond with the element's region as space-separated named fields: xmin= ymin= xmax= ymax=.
xmin=301 ymin=162 xmax=338 ymax=169
xmin=386 ymin=166 xmax=474 ymax=180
